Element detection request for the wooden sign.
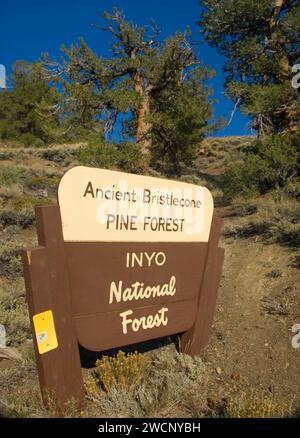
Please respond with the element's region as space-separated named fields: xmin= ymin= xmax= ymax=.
xmin=22 ymin=166 xmax=224 ymax=411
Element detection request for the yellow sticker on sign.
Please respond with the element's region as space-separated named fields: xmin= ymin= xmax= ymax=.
xmin=33 ymin=310 xmax=58 ymax=354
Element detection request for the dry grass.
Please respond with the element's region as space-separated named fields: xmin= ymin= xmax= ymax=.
xmin=199 ymin=136 xmax=254 ymax=157
xmin=224 ymin=391 xmax=292 ymax=418
xmin=0 ymin=279 xmax=30 ymax=346
xmin=0 ymin=241 xmax=24 ymax=279
xmin=0 ymin=164 xmax=58 ymax=229
xmin=0 ymin=143 xmax=83 ymax=166
xmin=223 ymin=197 xmax=300 ymax=247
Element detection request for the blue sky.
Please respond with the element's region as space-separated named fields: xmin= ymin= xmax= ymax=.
xmin=0 ymin=0 xmax=251 ymax=137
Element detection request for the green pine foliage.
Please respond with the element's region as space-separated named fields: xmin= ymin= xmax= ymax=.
xmin=47 ymin=8 xmax=215 ymax=171
xmin=0 ymin=61 xmax=60 ymax=145
xmin=199 ymin=1 xmax=300 ymax=200
xmin=199 ymin=0 xmax=300 ymax=136
xmin=150 ymin=62 xmax=214 ymax=174
xmin=78 ymin=136 xmax=145 ymax=174
xmin=223 ymin=133 xmax=300 ymax=199
xmin=0 ymin=9 xmax=215 ymax=174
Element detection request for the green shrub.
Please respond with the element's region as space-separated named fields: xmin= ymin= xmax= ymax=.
xmin=0 ymin=209 xmax=35 ymax=229
xmin=0 ymin=241 xmax=24 ymax=279
xmin=18 ymin=133 xmax=45 ymax=148
xmin=0 ymin=283 xmax=30 ymax=346
xmin=32 ymin=138 xmax=46 ymax=148
xmin=10 ymin=195 xmax=51 ymax=212
xmin=0 ymin=195 xmax=51 ymax=229
xmin=78 ymin=138 xmax=117 ymax=169
xmin=223 ymin=134 xmax=299 ymax=200
xmin=115 ymin=142 xmax=145 ymax=174
xmin=0 ymin=151 xmax=14 ymax=160
xmin=78 ymin=137 xmax=145 ymax=174
xmin=0 ymin=165 xmax=26 ymax=186
xmin=24 ymin=174 xmax=58 ymax=190
xmin=39 ymin=148 xmax=77 ymax=165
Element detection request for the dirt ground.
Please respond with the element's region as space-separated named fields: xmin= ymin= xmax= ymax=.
xmin=202 ymin=212 xmax=300 ymax=413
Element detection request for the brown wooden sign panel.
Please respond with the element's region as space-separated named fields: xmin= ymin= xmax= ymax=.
xmin=65 ymin=242 xmax=208 ymax=351
xmin=66 ymin=243 xmax=206 ymax=313
xmin=75 ymin=300 xmax=198 ymax=352
xmin=22 ymin=167 xmax=224 ymax=411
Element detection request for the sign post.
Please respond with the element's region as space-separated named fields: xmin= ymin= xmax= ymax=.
xmin=22 ymin=166 xmax=224 ymax=411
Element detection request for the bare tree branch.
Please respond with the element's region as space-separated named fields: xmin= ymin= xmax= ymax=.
xmin=227 ymin=97 xmax=241 ymax=126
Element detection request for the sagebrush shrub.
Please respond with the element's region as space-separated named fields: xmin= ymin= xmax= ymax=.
xmin=0 ymin=241 xmax=24 ymax=278
xmin=0 ymin=281 xmax=30 ymax=346
xmin=0 ymin=165 xmax=27 ymax=186
xmin=94 ymin=351 xmax=150 ymax=394
xmin=225 ymin=391 xmax=290 ymax=418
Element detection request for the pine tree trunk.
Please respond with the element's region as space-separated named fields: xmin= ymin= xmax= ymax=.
xmin=129 ymin=47 xmax=153 ymax=157
xmin=285 ymin=99 xmax=299 ymax=133
xmin=133 ymin=70 xmax=152 ymax=156
xmin=136 ymin=93 xmax=152 ymax=155
xmin=281 ymin=56 xmax=299 ymax=133
xmin=270 ymin=0 xmax=299 ymax=133
xmin=270 ymin=0 xmax=286 ymax=28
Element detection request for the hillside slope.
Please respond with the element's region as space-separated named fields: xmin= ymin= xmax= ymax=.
xmin=0 ymin=137 xmax=299 ymax=417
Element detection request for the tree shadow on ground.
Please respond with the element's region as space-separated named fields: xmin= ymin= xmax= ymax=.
xmin=290 ymin=255 xmax=300 ymax=269
xmin=292 ymin=404 xmax=300 ymax=418
xmin=223 ymin=221 xmax=300 ymax=268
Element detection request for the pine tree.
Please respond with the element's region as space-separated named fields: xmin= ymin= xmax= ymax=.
xmin=198 ymin=0 xmax=300 ymax=137
xmin=0 ymin=61 xmax=60 ymax=145
xmin=45 ymin=8 xmax=214 ymax=170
